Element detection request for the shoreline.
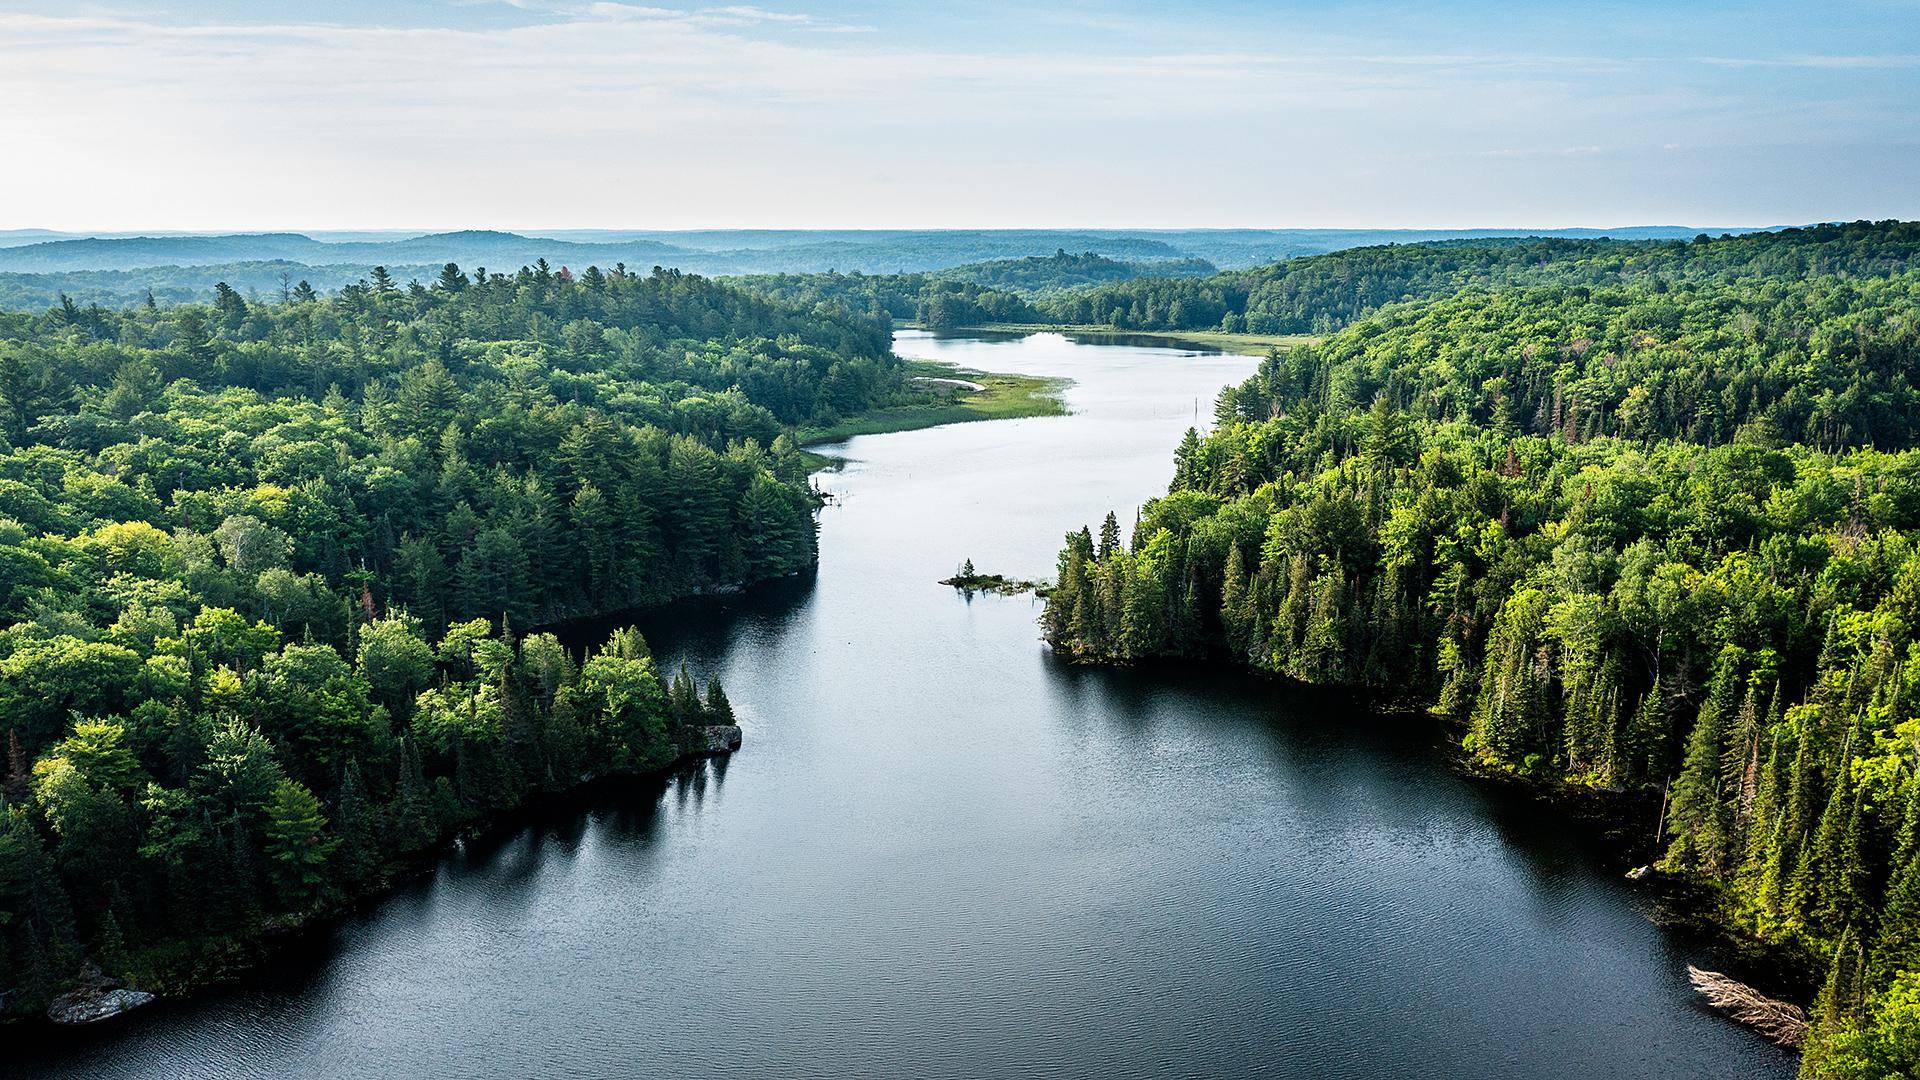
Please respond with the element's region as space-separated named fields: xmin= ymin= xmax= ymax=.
xmin=795 ymin=358 xmax=1068 ymax=462
xmin=7 ymin=747 xmax=735 ymax=1042
xmin=8 ymin=353 xmax=1061 ymax=1045
xmin=1043 ymin=647 xmax=1816 ymax=1030
xmin=931 ymin=323 xmax=1322 ymax=357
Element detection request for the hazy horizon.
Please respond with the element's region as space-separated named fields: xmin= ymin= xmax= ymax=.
xmin=0 ymin=223 xmax=1778 ymax=237
xmin=2 ymin=1 xmax=1914 ymax=231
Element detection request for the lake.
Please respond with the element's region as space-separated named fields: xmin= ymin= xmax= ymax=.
xmin=15 ymin=330 xmax=1794 ymax=1079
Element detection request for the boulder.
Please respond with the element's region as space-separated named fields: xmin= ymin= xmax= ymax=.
xmin=698 ymin=724 xmax=743 ymax=754
xmin=47 ymin=986 xmax=155 ymax=1025
xmin=1625 ymin=864 xmax=1654 ymax=881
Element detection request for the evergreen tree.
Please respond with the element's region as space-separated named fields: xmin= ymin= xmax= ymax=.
xmin=1098 ymin=511 xmax=1121 ymax=562
xmin=1665 ymin=648 xmax=1744 ymax=871
xmin=1171 ymin=427 xmax=1202 ymax=492
xmin=706 ymin=679 xmax=735 ymax=726
xmin=1807 ymin=927 xmax=1870 ymax=1062
xmin=1220 ymin=545 xmax=1252 ymax=660
xmin=1468 ymin=589 xmax=1552 ymax=767
xmin=263 ymin=779 xmax=335 ymax=910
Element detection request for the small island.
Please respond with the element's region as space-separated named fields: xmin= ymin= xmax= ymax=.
xmin=941 ymin=559 xmax=1050 ymax=596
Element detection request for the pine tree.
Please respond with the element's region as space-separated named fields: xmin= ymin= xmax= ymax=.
xmin=263 ymin=779 xmax=335 ymax=910
xmin=1803 ymin=751 xmax=1858 ymax=928
xmin=1118 ymin=556 xmax=1167 ymax=658
xmin=1274 ymin=555 xmax=1312 ymax=670
xmin=1742 ymin=730 xmax=1788 ymax=888
xmin=1096 ymin=563 xmax=1125 ymax=655
xmin=392 ymin=737 xmax=436 ymax=853
xmin=668 ymin=664 xmax=701 ymax=729
xmin=17 ymin=923 xmax=57 ymax=1013
xmin=1063 ymin=569 xmax=1096 ymax=654
xmin=1098 ymin=511 xmax=1121 ymax=562
xmin=333 ymin=761 xmax=378 ymax=888
xmin=1769 ymin=725 xmax=1820 ymax=913
xmin=1875 ymin=847 xmax=1920 ymax=986
xmin=1722 ymin=682 xmax=1766 ymax=852
xmin=1 ymin=806 xmax=80 ymax=990
xmin=1785 ymin=834 xmax=1819 ymax=928
xmin=1220 ymin=545 xmax=1252 ymax=660
xmin=1825 ymin=781 xmax=1872 ymax=932
xmin=1897 ymin=772 xmax=1920 ymax=873
xmin=1171 ymin=427 xmax=1202 ymax=492
xmin=1806 ymin=927 xmax=1868 ymax=1060
xmin=1046 ymin=530 xmax=1093 ymax=646
xmin=1624 ymin=678 xmax=1670 ymax=786
xmin=1469 ymin=589 xmax=1552 ymax=767
xmin=706 ymin=679 xmax=735 ymax=726
xmin=1665 ymin=650 xmax=1744 ymax=871
xmin=93 ymin=908 xmax=131 ymax=984
xmin=1298 ymin=571 xmax=1347 ymax=683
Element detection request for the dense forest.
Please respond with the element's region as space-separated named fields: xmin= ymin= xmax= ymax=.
xmin=734 ymin=222 xmax=1920 ymax=344
xmin=1043 ymin=222 xmax=1920 ymax=1076
xmin=731 ymin=269 xmax=1027 ymax=333
xmin=0 ymin=261 xmax=910 ymax=1019
xmin=1040 ymin=221 xmax=1920 ymax=336
xmin=731 ymin=251 xmax=1210 ymax=333
xmin=939 ymin=251 xmax=1215 ymax=295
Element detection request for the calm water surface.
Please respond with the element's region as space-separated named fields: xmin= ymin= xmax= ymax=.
xmin=16 ymin=330 xmax=1794 ymax=1079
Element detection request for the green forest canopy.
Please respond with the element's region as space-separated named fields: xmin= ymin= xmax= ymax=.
xmin=719 ymin=221 xmax=1920 ymax=339
xmin=11 ymin=222 xmax=1920 ymax=1071
xmin=0 ymin=261 xmax=911 ymax=1017
xmin=1042 ymin=221 xmax=1920 ymax=1077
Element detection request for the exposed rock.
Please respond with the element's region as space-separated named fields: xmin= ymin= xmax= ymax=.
xmin=47 ymin=986 xmax=156 ymax=1025
xmin=1625 ymin=864 xmax=1654 ymax=880
xmin=698 ymin=724 xmax=743 ymax=754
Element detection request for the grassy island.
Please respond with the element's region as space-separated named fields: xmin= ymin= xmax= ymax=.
xmin=941 ymin=560 xmax=1050 ymax=596
xmin=798 ymin=359 xmax=1067 ymax=446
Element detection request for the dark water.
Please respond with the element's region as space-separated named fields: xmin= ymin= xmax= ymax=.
xmin=17 ymin=331 xmax=1794 ymax=1079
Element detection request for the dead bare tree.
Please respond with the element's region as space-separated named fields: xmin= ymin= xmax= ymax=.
xmin=1687 ymin=964 xmax=1809 ymax=1047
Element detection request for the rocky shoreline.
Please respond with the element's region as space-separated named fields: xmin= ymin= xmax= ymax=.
xmin=15 ymin=730 xmax=743 ymax=1032
xmin=46 ymin=978 xmax=156 ymax=1027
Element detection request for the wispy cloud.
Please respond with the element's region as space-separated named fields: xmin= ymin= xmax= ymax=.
xmin=480 ymin=0 xmax=863 ymax=31
xmin=1692 ymin=53 xmax=1920 ymax=69
xmin=0 ymin=3 xmax=1912 ymax=229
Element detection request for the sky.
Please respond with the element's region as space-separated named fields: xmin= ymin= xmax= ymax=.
xmin=0 ymin=0 xmax=1915 ymax=231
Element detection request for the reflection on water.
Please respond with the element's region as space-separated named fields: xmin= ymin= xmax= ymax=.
xmin=16 ymin=331 xmax=1793 ymax=1079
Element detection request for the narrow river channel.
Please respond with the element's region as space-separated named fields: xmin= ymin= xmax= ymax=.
xmin=17 ymin=330 xmax=1795 ymax=1079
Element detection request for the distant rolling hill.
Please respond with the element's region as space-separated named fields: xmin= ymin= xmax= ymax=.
xmin=0 ymin=226 xmax=1767 ymax=309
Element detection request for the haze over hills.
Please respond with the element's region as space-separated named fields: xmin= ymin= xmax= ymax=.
xmin=0 ymin=225 xmax=1763 ymax=310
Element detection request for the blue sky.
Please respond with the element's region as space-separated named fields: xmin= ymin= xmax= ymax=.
xmin=1 ymin=1 xmax=1914 ymax=229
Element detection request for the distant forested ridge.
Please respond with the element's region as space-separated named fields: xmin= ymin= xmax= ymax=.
xmin=739 ymin=222 xmax=1920 ymax=342
xmin=1043 ymin=221 xmax=1920 ymax=1076
xmin=939 ymin=251 xmax=1216 ymax=295
xmin=0 ymin=225 xmax=1747 ymax=312
xmin=0 ymin=261 xmax=903 ymax=1019
xmin=728 ymin=268 xmax=1032 ymax=332
xmin=0 ymin=252 xmax=1206 ymax=314
xmin=1038 ymin=221 xmax=1920 ymax=336
xmin=729 ymin=251 xmax=1210 ymax=331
